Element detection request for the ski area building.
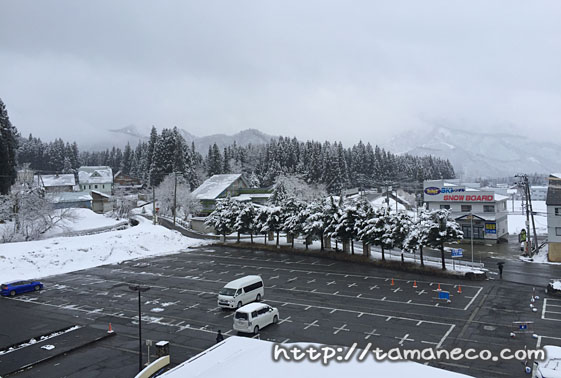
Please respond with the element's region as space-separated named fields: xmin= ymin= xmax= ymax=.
xmin=423 ymin=179 xmax=509 ymax=242
xmin=546 ymin=173 xmax=561 ymax=262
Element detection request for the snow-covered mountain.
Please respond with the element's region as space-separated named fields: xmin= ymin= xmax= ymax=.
xmin=83 ymin=126 xmax=275 ymax=152
xmin=384 ymin=126 xmax=561 ymax=179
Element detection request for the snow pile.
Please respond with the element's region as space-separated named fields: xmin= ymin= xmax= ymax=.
xmin=553 ymin=281 xmax=561 ymax=291
xmin=0 ymin=217 xmax=208 ymax=282
xmin=520 ymin=244 xmax=561 ymax=265
xmin=43 ymin=208 xmax=125 ymax=236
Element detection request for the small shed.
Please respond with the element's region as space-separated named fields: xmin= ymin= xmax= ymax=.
xmin=91 ymin=190 xmax=112 ymax=214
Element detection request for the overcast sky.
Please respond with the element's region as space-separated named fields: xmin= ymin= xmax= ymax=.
xmin=1 ymin=1 xmax=560 ymax=147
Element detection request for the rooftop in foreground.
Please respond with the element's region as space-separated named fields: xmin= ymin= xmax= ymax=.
xmin=160 ymin=336 xmax=472 ymax=378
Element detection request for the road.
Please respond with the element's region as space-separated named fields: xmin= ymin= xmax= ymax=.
xmin=2 ymin=243 xmax=561 ymax=377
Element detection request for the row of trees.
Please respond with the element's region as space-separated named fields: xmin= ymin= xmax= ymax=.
xmin=202 ymin=137 xmax=456 ymax=193
xmin=16 ymin=128 xmax=454 ymax=195
xmin=206 ymin=191 xmax=463 ymax=270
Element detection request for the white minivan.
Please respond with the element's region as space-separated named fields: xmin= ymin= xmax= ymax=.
xmin=217 ymin=275 xmax=264 ymax=309
xmin=233 ymin=302 xmax=279 ymax=334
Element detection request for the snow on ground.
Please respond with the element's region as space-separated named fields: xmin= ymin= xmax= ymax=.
xmin=234 ymin=234 xmax=483 ymax=274
xmin=44 ymin=208 xmax=125 ymax=236
xmin=0 ymin=217 xmax=209 ymax=283
xmin=507 ymin=200 xmax=547 ymax=235
xmin=519 ymin=244 xmax=561 ymax=265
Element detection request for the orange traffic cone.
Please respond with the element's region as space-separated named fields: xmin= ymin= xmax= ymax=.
xmin=108 ymin=323 xmax=114 ymax=333
xmin=437 ymin=283 xmax=441 ymax=291
xmin=391 ymin=278 xmax=395 ymax=286
xmin=413 ymin=280 xmax=417 ymax=288
xmin=457 ymin=285 xmax=462 ymax=294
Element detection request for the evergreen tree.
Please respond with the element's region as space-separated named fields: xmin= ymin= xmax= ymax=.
xmin=145 ymin=126 xmax=158 ymax=185
xmin=234 ymin=202 xmax=256 ymax=243
xmin=121 ymin=142 xmax=133 ymax=175
xmin=424 ymin=209 xmax=464 ymax=270
xmin=0 ymin=98 xmax=18 ymax=194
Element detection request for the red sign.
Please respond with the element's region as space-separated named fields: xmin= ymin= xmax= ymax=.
xmin=443 ymin=194 xmax=494 ymax=202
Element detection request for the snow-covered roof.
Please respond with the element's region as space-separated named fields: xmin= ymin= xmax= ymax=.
xmin=36 ymin=174 xmax=76 ymax=187
xmin=160 ymin=337 xmax=472 ymax=378
xmin=494 ymin=194 xmax=509 ymax=201
xmin=551 ymin=173 xmax=561 ymax=179
xmin=78 ymin=166 xmax=113 ymax=185
xmin=192 ymin=174 xmax=245 ymax=200
xmin=236 ymin=302 xmax=269 ymax=313
xmin=91 ymin=190 xmax=111 ymax=198
xmin=45 ymin=192 xmax=92 ymax=203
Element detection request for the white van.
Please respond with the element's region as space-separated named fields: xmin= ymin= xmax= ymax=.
xmin=233 ymin=302 xmax=279 ymax=334
xmin=217 ymin=275 xmax=264 ymax=309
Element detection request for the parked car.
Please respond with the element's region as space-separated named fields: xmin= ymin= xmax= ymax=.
xmin=1 ymin=280 xmax=43 ymax=297
xmin=546 ymin=280 xmax=561 ymax=296
xmin=218 ymin=275 xmax=264 ymax=309
xmin=233 ymin=302 xmax=279 ymax=334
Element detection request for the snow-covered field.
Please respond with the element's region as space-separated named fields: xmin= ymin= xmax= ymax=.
xmin=0 ymin=217 xmax=208 ymax=283
xmin=507 ymin=200 xmax=547 ymax=235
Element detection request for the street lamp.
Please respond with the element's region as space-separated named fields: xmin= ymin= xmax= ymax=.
xmin=129 ymin=285 xmax=150 ymax=372
xmin=470 ymin=212 xmax=474 ymax=263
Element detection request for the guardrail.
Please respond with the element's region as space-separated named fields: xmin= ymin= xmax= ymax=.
xmin=42 ymin=220 xmax=129 ymax=239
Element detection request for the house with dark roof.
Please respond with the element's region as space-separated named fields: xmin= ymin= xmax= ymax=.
xmin=546 ymin=173 xmax=561 ymax=262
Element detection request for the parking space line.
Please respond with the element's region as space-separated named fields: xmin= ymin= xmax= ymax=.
xmin=333 ymin=323 xmax=350 ymax=335
xmin=436 ymin=324 xmax=456 ymax=349
xmin=364 ymin=329 xmax=380 ymax=339
xmin=304 ymin=320 xmax=319 ymax=330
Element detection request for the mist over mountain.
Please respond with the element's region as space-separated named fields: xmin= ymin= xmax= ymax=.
xmin=81 ymin=126 xmax=275 ymax=153
xmin=384 ymin=126 xmax=561 ymax=179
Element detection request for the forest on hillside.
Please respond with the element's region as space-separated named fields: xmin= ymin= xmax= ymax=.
xmin=16 ymin=126 xmax=455 ymax=193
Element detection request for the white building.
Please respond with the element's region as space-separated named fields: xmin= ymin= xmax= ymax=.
xmin=78 ymin=166 xmax=113 ymax=195
xmin=423 ymin=179 xmax=509 ymax=242
xmin=546 ymin=173 xmax=561 ymax=262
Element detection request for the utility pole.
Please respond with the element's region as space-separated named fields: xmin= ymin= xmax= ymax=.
xmin=516 ymin=174 xmax=532 ymax=256
xmin=526 ymin=177 xmax=539 ymax=256
xmin=173 ymin=172 xmax=178 ymax=227
xmin=470 ymin=212 xmax=474 ymax=263
xmin=152 ymin=186 xmax=156 ymax=225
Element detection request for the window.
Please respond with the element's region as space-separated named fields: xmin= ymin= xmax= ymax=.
xmin=235 ymin=312 xmax=248 ymax=320
xmin=483 ymin=205 xmax=495 ymax=213
xmin=257 ymin=307 xmax=268 ymax=315
xmin=556 ymin=228 xmax=561 ymax=236
xmin=440 ymin=205 xmax=450 ymax=210
xmin=251 ymin=311 xmax=258 ymax=318
xmin=461 ymin=205 xmax=472 ymax=212
xmin=556 ymin=208 xmax=561 ymax=216
xmin=95 ymin=185 xmax=98 ymax=189
xmin=89 ymin=185 xmax=91 ymax=189
xmin=244 ymin=281 xmax=263 ymax=293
